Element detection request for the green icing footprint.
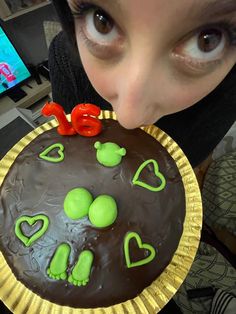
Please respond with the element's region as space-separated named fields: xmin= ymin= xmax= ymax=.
xmin=47 ymin=243 xmax=70 ymax=280
xmin=68 ymin=250 xmax=94 ymax=287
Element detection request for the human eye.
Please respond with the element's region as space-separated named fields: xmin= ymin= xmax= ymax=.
xmin=173 ymin=22 xmax=236 ymax=73
xmin=69 ymin=1 xmax=123 ymax=59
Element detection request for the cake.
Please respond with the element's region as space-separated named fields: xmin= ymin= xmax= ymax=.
xmin=0 ymin=108 xmax=186 ymax=309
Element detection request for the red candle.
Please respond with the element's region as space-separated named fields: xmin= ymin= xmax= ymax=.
xmin=71 ymin=104 xmax=102 ymax=137
xmin=41 ymin=102 xmax=76 ymax=136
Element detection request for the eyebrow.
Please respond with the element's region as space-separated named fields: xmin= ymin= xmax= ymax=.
xmin=81 ymin=0 xmax=122 ymax=11
xmin=90 ymin=0 xmax=236 ymax=15
xmin=201 ymin=0 xmax=236 ymax=19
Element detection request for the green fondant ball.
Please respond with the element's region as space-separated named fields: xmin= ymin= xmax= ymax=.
xmin=89 ymin=195 xmax=118 ymax=228
xmin=64 ymin=188 xmax=93 ymax=220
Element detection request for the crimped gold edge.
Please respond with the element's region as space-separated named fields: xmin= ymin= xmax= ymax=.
xmin=0 ymin=111 xmax=202 ymax=314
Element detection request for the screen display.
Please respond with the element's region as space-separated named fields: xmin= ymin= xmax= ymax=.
xmin=0 ymin=26 xmax=31 ymax=95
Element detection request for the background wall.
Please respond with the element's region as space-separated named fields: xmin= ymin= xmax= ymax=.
xmin=0 ymin=3 xmax=58 ymax=66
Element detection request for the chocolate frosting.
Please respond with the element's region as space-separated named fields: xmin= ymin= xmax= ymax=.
xmin=0 ymin=120 xmax=185 ymax=308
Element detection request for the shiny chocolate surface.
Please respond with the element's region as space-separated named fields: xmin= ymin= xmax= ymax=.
xmin=0 ymin=120 xmax=185 ymax=308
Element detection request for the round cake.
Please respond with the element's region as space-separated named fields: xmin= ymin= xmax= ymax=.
xmin=0 ymin=118 xmax=186 ymax=309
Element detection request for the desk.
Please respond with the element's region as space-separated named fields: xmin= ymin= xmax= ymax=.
xmin=0 ymin=76 xmax=51 ymax=116
xmin=0 ymin=76 xmax=51 ymax=160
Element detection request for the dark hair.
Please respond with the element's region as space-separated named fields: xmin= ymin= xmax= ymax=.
xmin=52 ymin=0 xmax=77 ymax=48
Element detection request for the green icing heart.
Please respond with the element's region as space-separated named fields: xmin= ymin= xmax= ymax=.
xmin=124 ymin=232 xmax=156 ymax=268
xmin=132 ymin=159 xmax=166 ymax=192
xmin=15 ymin=214 xmax=49 ymax=247
xmin=39 ymin=143 xmax=65 ymax=163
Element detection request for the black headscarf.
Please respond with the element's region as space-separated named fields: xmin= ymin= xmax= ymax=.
xmin=52 ymin=0 xmax=76 ymax=47
xmin=51 ymin=0 xmax=236 ymax=167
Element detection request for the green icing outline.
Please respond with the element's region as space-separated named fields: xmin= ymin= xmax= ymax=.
xmin=132 ymin=159 xmax=166 ymax=192
xmin=15 ymin=214 xmax=49 ymax=247
xmin=39 ymin=143 xmax=65 ymax=163
xmin=124 ymin=232 xmax=156 ymax=268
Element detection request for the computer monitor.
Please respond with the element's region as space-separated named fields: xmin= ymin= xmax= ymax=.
xmin=0 ymin=26 xmax=31 ymax=102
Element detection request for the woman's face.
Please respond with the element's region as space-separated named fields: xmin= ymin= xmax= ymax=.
xmin=67 ymin=0 xmax=236 ymax=129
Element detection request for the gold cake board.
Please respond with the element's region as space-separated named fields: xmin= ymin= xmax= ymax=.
xmin=0 ymin=111 xmax=202 ymax=313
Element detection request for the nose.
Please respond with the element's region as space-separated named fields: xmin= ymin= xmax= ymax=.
xmin=109 ymin=53 xmax=163 ymax=129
